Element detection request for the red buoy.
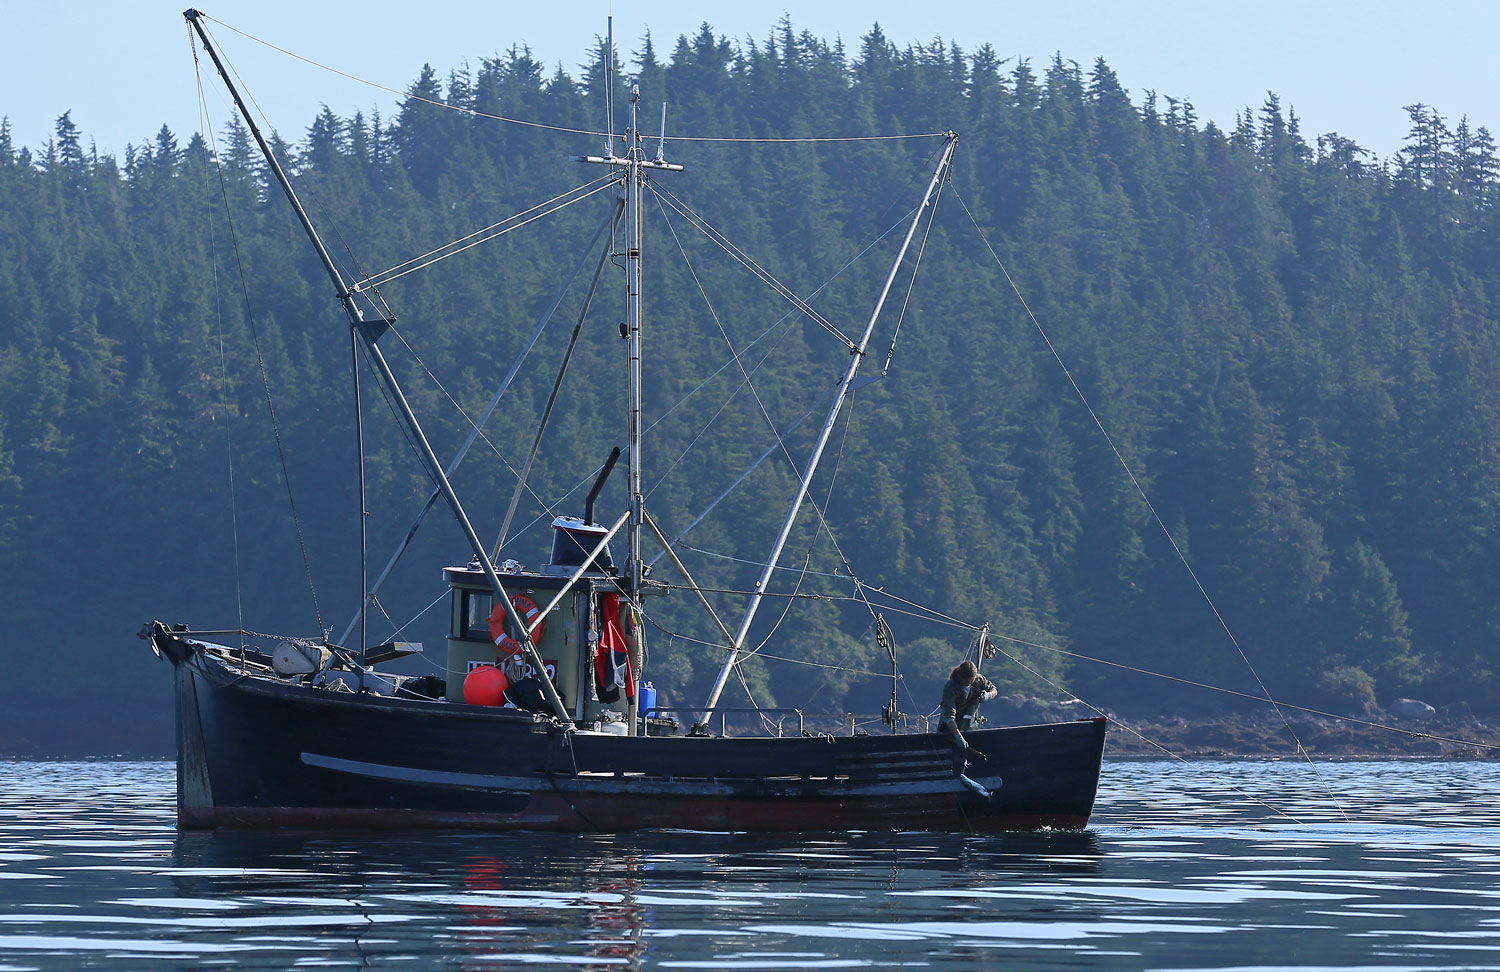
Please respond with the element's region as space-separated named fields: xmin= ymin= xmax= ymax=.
xmin=463 ymin=664 xmax=509 ymax=706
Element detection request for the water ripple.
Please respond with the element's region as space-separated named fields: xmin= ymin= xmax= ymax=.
xmin=3 ymin=759 xmax=1500 ymax=969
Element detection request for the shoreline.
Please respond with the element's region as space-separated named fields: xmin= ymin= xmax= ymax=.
xmin=1098 ymin=714 xmax=1500 ymax=759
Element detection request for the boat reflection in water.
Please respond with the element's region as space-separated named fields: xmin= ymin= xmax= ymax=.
xmin=167 ymin=828 xmax=1103 ymax=965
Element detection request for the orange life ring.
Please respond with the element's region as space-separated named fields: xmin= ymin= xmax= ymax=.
xmin=487 ymin=595 xmax=546 ymax=651
xmin=511 ymin=594 xmax=547 ymax=642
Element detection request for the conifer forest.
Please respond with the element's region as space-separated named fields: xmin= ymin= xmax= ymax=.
xmin=3 ymin=24 xmax=1498 ymax=754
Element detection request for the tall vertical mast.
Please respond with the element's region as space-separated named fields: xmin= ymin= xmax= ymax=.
xmin=575 ymin=85 xmax=682 ymax=592
xmin=624 ymin=86 xmax=645 ymax=598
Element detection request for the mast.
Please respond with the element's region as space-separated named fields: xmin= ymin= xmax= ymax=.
xmin=625 ymin=86 xmax=645 ymax=601
xmin=574 ymin=90 xmax=683 ymax=604
xmin=184 ymin=9 xmax=571 ymax=722
xmin=700 ymin=133 xmax=960 ymax=720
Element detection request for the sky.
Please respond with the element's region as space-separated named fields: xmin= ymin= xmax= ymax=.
xmin=2 ymin=1 xmax=1496 ymax=164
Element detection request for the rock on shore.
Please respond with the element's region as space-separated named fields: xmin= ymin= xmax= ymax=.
xmin=982 ymin=695 xmax=1500 ymax=758
xmin=1100 ymin=711 xmax=1500 ymax=758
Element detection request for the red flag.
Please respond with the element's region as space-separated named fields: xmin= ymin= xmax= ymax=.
xmin=594 ymin=592 xmax=636 ymax=701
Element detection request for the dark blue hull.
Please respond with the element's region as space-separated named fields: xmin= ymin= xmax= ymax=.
xmin=159 ymin=628 xmax=1108 ymax=833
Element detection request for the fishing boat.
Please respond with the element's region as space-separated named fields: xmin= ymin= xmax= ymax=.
xmin=142 ymin=10 xmax=1108 ymax=832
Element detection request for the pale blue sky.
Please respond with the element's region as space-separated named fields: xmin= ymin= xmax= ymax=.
xmin=3 ymin=1 xmax=1495 ymax=163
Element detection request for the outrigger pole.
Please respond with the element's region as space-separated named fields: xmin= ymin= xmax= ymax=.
xmin=699 ymin=133 xmax=959 ymax=722
xmin=184 ymin=9 xmax=571 ymax=722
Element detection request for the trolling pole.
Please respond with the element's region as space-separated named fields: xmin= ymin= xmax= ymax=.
xmin=352 ymin=330 xmax=367 ymax=655
xmin=699 ymin=133 xmax=960 ymax=722
xmin=184 ymin=9 xmax=571 ymax=722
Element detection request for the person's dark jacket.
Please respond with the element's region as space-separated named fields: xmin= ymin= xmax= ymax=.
xmin=940 ymin=672 xmax=997 ymax=725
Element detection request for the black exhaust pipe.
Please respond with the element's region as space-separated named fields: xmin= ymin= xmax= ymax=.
xmin=585 ymin=447 xmax=622 ymax=526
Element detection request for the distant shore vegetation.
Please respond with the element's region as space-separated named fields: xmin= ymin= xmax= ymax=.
xmin=1 ymin=23 xmax=1497 ymax=755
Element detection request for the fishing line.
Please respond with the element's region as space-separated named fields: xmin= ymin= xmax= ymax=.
xmin=952 ymin=183 xmax=1350 ymax=822
xmin=192 ymin=26 xmax=327 ymax=637
xmin=983 ymin=634 xmax=1306 ymax=823
xmin=192 ymin=30 xmax=247 ymax=649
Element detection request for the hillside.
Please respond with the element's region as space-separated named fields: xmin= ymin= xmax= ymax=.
xmin=2 ymin=24 xmax=1498 ymax=756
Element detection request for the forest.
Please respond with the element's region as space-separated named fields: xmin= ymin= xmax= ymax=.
xmin=2 ymin=21 xmax=1498 ymax=755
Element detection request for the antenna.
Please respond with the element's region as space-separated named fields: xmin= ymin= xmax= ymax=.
xmin=604 ymin=17 xmax=615 ymax=157
xmin=655 ymin=102 xmax=668 ymax=164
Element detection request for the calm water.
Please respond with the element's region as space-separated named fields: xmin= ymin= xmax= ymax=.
xmin=3 ymin=759 xmax=1500 ymax=970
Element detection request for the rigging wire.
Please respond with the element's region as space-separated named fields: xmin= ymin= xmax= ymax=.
xmin=192 ymin=28 xmax=326 ymax=637
xmin=662 ymin=585 xmax=832 ymax=600
xmin=743 ymin=553 xmax=818 ymax=660
xmin=881 ymin=160 xmax=949 ymax=375
xmin=649 ymin=387 xmax=839 ymax=567
xmin=372 ymin=588 xmax=449 ymax=647
xmin=643 ymin=339 xmax=810 ymax=504
xmin=641 ymin=161 xmax=959 ymax=685
xmin=645 ymin=202 xmax=920 ymax=447
xmin=648 ymin=189 xmax=885 ymax=684
xmin=994 ymin=634 xmax=1500 ymax=754
xmin=640 ymin=618 xmax=893 ymax=680
xmin=951 ymin=184 xmax=1350 ymax=821
xmin=641 ymin=204 xmax=924 ymax=560
xmin=638 ymin=184 xmax=813 ymax=503
xmin=348 ymin=185 xmax=920 ymax=597
xmin=648 ymin=184 xmax=855 ymax=349
xmin=378 ymin=324 xmax=561 ymax=522
xmin=356 ymin=177 xmax=618 ymax=289
xmin=193 ymin=29 xmax=247 ymax=648
xmin=785 ymin=388 xmax=890 ymax=713
xmin=493 ymin=202 xmax=624 ymax=557
xmin=650 ymin=188 xmax=814 ymax=502
xmin=199 ymin=14 xmax=949 ymax=145
xmin=337 ymin=204 xmax=623 ymax=648
xmin=653 ymin=539 xmax=1500 ymax=756
xmin=732 ymin=662 xmax=781 ymax=735
xmin=646 ymin=186 xmax=886 ymax=613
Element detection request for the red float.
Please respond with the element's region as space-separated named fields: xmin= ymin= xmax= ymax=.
xmin=462 ymin=664 xmax=509 ymax=706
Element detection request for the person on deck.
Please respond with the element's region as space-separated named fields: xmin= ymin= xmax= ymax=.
xmin=938 ymin=660 xmax=997 ymax=750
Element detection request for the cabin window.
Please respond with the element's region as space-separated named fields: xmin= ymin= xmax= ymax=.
xmin=456 ymin=590 xmax=492 ymax=641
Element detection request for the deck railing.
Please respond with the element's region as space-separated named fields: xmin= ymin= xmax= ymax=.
xmin=644 ymin=706 xmax=931 ymax=738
